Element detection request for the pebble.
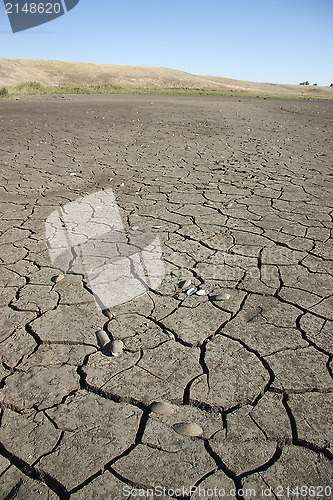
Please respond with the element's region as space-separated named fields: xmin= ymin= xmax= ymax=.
xmin=54 ymin=273 xmax=65 ymax=283
xmin=211 ymin=292 xmax=231 ymax=301
xmin=172 ymin=423 xmax=203 ymax=437
xmin=150 ymin=402 xmax=175 ymax=415
xmin=178 ymin=279 xmax=192 ymax=289
xmin=110 ymin=339 xmax=124 ymax=357
xmin=96 ymin=330 xmax=111 ymax=350
xmin=186 ymin=287 xmax=197 ymax=296
xmin=196 ymin=289 xmax=209 ymax=296
xmin=102 ymin=309 xmax=114 ymax=319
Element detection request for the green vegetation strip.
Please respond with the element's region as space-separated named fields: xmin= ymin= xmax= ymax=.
xmin=0 ymin=81 xmax=332 ymax=100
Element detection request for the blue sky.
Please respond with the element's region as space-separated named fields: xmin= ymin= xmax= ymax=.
xmin=0 ymin=0 xmax=332 ymax=85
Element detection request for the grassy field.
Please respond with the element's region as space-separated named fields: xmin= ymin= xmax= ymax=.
xmin=0 ymin=59 xmax=332 ymax=100
xmin=1 ymin=81 xmax=332 ymax=100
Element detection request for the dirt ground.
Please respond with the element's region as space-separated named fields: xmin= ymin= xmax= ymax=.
xmin=0 ymin=95 xmax=332 ymax=499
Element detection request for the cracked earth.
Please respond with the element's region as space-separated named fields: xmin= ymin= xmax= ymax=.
xmin=0 ymin=95 xmax=332 ymax=499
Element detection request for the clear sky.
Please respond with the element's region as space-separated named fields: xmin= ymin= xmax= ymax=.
xmin=0 ymin=0 xmax=332 ymax=86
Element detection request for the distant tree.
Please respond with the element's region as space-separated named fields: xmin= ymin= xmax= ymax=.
xmin=313 ymin=83 xmax=317 ymax=86
xmin=305 ymin=81 xmax=309 ymax=85
xmin=330 ymin=83 xmax=333 ymax=87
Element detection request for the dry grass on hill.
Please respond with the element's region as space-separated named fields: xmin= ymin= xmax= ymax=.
xmin=0 ymin=58 xmax=332 ymax=98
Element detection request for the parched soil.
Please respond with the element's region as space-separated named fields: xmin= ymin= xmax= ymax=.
xmin=0 ymin=95 xmax=332 ymax=499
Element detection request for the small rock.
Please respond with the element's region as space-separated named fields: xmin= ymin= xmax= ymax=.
xmin=186 ymin=287 xmax=197 ymax=296
xmin=178 ymin=279 xmax=192 ymax=289
xmin=102 ymin=309 xmax=114 ymax=320
xmin=211 ymin=292 xmax=231 ymax=301
xmin=150 ymin=402 xmax=175 ymax=415
xmin=96 ymin=330 xmax=111 ymax=351
xmin=196 ymin=289 xmax=209 ymax=296
xmin=110 ymin=339 xmax=124 ymax=357
xmin=172 ymin=423 xmax=203 ymax=437
xmin=53 ymin=273 xmax=65 ymax=284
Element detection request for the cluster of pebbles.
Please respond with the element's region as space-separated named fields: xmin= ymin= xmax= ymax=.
xmin=96 ymin=329 xmax=124 ymax=357
xmin=97 ymin=307 xmax=124 ymax=356
xmin=150 ymin=402 xmax=203 ymax=437
xmin=145 ymin=279 xmax=233 ymax=438
xmin=51 ymin=272 xmax=228 ymax=436
xmin=178 ymin=279 xmax=231 ymax=301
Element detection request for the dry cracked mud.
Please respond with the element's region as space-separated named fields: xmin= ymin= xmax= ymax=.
xmin=0 ymin=95 xmax=332 ymax=499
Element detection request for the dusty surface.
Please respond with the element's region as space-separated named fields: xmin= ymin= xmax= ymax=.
xmin=0 ymin=95 xmax=332 ymax=499
xmin=1 ymin=58 xmax=333 ymax=98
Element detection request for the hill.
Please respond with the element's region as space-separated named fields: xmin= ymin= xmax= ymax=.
xmin=0 ymin=58 xmax=332 ymax=98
